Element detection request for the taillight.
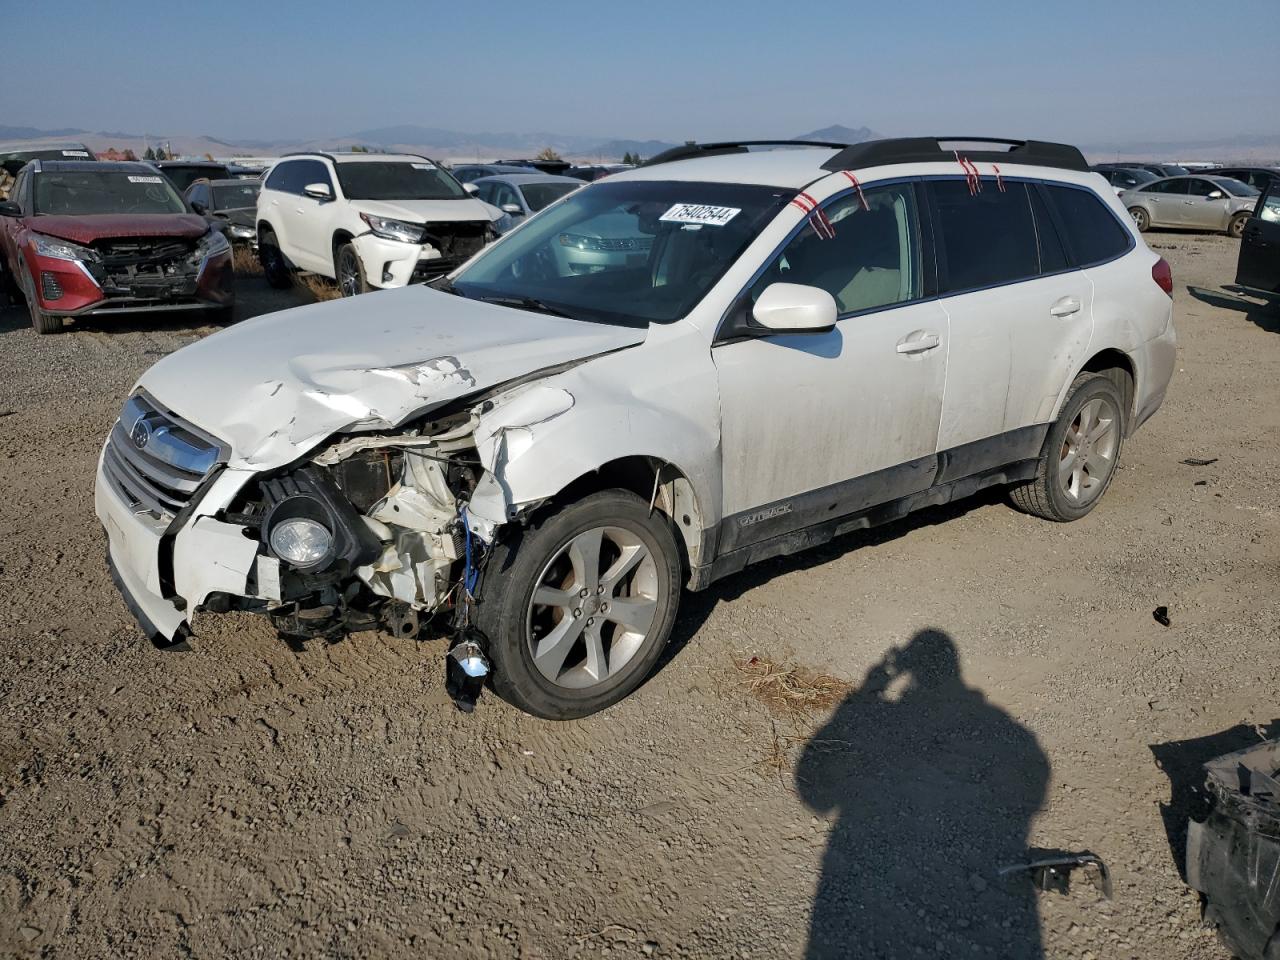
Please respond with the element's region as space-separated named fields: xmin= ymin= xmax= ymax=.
xmin=1152 ymin=257 xmax=1173 ymax=297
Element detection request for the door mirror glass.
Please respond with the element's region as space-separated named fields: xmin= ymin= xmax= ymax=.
xmin=303 ymin=182 xmax=332 ymax=201
xmin=752 ymin=283 xmax=837 ymax=333
xmin=1206 ymin=190 xmax=1224 ymax=200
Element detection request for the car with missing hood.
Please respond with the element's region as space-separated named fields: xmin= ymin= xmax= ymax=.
xmin=185 ymin=177 xmax=259 ymax=246
xmin=0 ymin=160 xmax=233 ymax=333
xmin=95 ymin=137 xmax=1176 ymax=719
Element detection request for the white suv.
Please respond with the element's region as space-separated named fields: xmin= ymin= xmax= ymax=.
xmin=255 ymin=152 xmax=506 ymax=295
xmin=96 ymin=137 xmax=1176 ymax=719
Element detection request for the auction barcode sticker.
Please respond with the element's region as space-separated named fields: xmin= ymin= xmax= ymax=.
xmin=411 ymin=162 xmax=436 ymax=170
xmin=659 ymin=203 xmax=740 ymax=227
xmin=62 ymin=150 xmax=90 ymax=157
xmin=127 ymin=176 xmax=164 ymax=183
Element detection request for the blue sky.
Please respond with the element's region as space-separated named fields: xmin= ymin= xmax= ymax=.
xmin=7 ymin=0 xmax=1276 ymax=145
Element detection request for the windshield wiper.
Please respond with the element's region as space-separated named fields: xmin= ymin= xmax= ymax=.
xmin=476 ymin=295 xmax=576 ymax=320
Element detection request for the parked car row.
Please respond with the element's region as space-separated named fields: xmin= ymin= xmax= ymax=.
xmin=1120 ymin=174 xmax=1260 ymax=237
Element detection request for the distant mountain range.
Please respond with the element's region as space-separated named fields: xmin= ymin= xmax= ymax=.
xmin=2 ymin=123 xmax=1276 ymax=164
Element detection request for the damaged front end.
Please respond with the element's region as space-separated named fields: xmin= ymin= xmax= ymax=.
xmin=1187 ymin=739 xmax=1280 ymax=959
xmin=196 ymin=386 xmax=574 ymax=708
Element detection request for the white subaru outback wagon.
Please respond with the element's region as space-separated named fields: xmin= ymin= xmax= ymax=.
xmin=96 ymin=137 xmax=1176 ymax=719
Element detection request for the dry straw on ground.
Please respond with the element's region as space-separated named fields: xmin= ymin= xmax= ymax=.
xmin=298 ymin=273 xmax=340 ymax=302
xmin=231 ymin=246 xmax=261 ymax=275
xmin=733 ymin=655 xmax=851 ymax=726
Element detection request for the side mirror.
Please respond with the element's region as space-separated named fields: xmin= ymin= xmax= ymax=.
xmin=501 ymin=203 xmax=523 ymax=216
xmin=1206 ymin=190 xmax=1224 ymax=200
xmin=303 ymin=182 xmax=332 ymax=201
xmin=0 ymin=200 xmax=21 ymax=217
xmin=752 ymin=283 xmax=837 ymax=334
xmin=464 ymin=183 xmax=480 ymax=195
xmin=189 ymin=200 xmax=207 ymax=214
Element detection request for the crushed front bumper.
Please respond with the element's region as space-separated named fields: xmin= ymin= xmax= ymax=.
xmin=95 ymin=450 xmax=262 ymax=645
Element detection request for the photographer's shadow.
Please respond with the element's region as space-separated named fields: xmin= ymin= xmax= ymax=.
xmin=796 ymin=628 xmax=1050 ymax=959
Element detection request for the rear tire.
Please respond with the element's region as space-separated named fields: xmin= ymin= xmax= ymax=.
xmin=1228 ymin=212 xmax=1248 ymax=239
xmin=258 ymin=227 xmax=292 ymax=289
xmin=475 ymin=490 xmax=683 ymax=720
xmin=336 ymin=243 xmax=371 ymax=297
xmin=1009 ymin=372 xmax=1126 ymax=522
xmin=1128 ymin=207 xmax=1150 ymax=232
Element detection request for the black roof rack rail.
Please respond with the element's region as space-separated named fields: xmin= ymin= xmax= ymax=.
xmin=641 ymin=140 xmax=849 ymax=167
xmin=821 ymin=137 xmax=1088 ymax=173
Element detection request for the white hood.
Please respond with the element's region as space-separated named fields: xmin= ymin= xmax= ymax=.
xmin=139 ymin=286 xmax=646 ymax=470
xmin=354 ymin=196 xmax=501 ymax=224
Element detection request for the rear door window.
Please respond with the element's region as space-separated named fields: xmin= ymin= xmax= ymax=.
xmin=1043 ymin=185 xmax=1131 ymax=266
xmin=929 ymin=180 xmax=1039 ymax=293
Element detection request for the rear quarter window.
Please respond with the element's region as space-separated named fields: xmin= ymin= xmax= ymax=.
xmin=1044 ymin=185 xmax=1131 ymax=266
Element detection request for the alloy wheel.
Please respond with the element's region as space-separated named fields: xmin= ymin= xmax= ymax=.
xmin=526 ymin=525 xmax=660 ymax=690
xmin=338 ymin=249 xmax=361 ymax=297
xmin=1058 ymin=396 xmax=1119 ymax=506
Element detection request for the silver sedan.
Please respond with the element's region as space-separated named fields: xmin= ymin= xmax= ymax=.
xmin=1121 ymin=175 xmax=1260 ymax=237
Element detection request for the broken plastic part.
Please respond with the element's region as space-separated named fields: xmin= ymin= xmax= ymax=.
xmin=997 ymin=851 xmax=1112 ymax=899
xmin=446 ymin=630 xmax=490 ymax=713
xmin=1187 ymin=740 xmax=1280 ymax=960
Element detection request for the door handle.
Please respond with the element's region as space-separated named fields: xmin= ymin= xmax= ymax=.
xmin=896 ymin=332 xmax=940 ymax=354
xmin=1050 ymin=296 xmax=1082 ymax=318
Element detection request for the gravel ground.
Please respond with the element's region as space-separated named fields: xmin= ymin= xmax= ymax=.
xmin=0 ymin=236 xmax=1276 ymax=959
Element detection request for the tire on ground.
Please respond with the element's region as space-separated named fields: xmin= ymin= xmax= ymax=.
xmin=259 ymin=227 xmax=292 ymax=289
xmin=475 ymin=489 xmax=683 ymax=720
xmin=1009 ymin=371 xmax=1127 ymax=522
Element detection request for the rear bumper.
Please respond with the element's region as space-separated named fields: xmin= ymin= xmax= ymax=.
xmin=1132 ymin=315 xmax=1177 ymax=433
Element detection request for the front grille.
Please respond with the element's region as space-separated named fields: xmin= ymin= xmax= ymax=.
xmin=88 ymin=237 xmax=201 ymax=301
xmin=102 ymin=394 xmax=224 ymax=519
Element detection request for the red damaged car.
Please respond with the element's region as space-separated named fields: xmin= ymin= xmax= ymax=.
xmin=0 ymin=160 xmax=233 ymax=333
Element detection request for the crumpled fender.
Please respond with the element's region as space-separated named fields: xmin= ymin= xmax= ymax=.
xmin=467 ymin=333 xmax=722 ymax=546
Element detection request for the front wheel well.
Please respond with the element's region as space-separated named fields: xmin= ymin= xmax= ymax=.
xmin=1080 ymin=349 xmax=1135 ymax=432
xmin=548 ymin=456 xmax=705 ymax=576
xmin=331 ymin=230 xmax=355 ymax=261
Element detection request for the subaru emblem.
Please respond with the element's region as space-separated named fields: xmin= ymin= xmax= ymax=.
xmin=130 ymin=419 xmax=152 ymax=450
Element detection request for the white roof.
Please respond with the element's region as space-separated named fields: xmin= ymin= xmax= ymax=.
xmin=321 ymin=153 xmax=438 ymax=165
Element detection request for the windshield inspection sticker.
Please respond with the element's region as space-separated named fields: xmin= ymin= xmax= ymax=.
xmin=61 ymin=150 xmax=90 ymax=157
xmin=127 ymin=175 xmax=164 ymax=184
xmin=411 ymin=162 xmax=436 ymax=170
xmin=659 ymin=203 xmax=741 ymax=227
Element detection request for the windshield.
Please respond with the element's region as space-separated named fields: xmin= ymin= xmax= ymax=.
xmin=1212 ymin=177 xmax=1260 ymax=198
xmin=1121 ymin=168 xmax=1157 ymax=185
xmin=33 ymin=170 xmax=187 ymax=216
xmin=520 ymin=181 xmax=580 ymax=212
xmin=452 ymin=179 xmax=791 ymax=327
xmin=212 ymin=182 xmax=260 ymax=209
xmin=336 ymin=161 xmax=466 ymax=200
xmin=1 ymin=148 xmax=94 ymax=176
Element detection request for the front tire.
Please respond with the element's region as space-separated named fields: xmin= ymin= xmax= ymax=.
xmin=1128 ymin=207 xmax=1150 ymax=232
xmin=258 ymin=227 xmax=292 ymax=289
xmin=1228 ymin=212 xmax=1248 ymax=239
xmin=21 ymin=268 xmax=61 ymax=334
xmin=336 ymin=243 xmax=371 ymax=297
xmin=1009 ymin=372 xmax=1126 ymax=522
xmin=476 ymin=490 xmax=682 ymax=719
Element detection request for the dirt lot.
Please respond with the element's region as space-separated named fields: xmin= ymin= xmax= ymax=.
xmin=0 ymin=236 xmax=1276 ymax=960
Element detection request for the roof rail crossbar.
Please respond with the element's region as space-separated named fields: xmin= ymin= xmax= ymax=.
xmin=821 ymin=137 xmax=1088 ymax=173
xmin=641 ymin=140 xmax=850 ymax=167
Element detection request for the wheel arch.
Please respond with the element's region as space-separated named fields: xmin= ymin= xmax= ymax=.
xmin=1075 ymin=348 xmax=1137 ymax=434
xmin=331 ymin=229 xmax=355 ymax=263
xmin=545 ymin=455 xmax=709 ymax=583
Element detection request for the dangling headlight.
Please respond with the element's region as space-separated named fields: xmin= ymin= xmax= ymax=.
xmin=33 ymin=233 xmax=101 ymax=263
xmin=190 ymin=229 xmax=231 ymax=264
